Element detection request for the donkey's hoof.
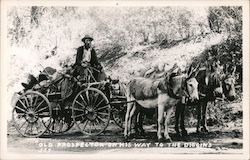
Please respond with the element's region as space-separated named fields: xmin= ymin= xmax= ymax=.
xmin=158 ymin=137 xmax=164 ymax=142
xmin=164 ymin=138 xmax=172 ymax=143
xmin=124 ymin=135 xmax=130 ymax=141
xmin=134 ymin=130 xmax=140 ymax=136
xmin=124 ymin=136 xmax=128 ymax=140
xmin=181 ymin=130 xmax=188 ymax=136
xmin=201 ymin=127 xmax=208 ymax=133
xmin=139 ymin=130 xmax=145 ymax=136
xmin=138 ymin=133 xmax=145 ymax=138
xmin=175 ymin=128 xmax=181 ymax=137
xmin=196 ymin=128 xmax=201 ymax=134
xmin=175 ymin=132 xmax=181 ymax=137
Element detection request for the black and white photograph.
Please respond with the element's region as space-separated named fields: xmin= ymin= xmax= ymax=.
xmin=0 ymin=0 xmax=249 ymax=159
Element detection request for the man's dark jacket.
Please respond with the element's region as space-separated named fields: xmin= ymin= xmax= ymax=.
xmin=75 ymin=46 xmax=99 ymax=67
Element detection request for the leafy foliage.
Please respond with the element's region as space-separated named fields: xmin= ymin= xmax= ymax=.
xmin=208 ymin=6 xmax=242 ymax=34
xmin=7 ymin=6 xmax=243 ymax=125
xmin=7 ymin=7 xmax=210 ymax=58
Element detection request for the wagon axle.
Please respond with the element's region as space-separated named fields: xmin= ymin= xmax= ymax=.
xmin=25 ymin=109 xmax=39 ymax=123
xmin=85 ymin=108 xmax=98 ymax=121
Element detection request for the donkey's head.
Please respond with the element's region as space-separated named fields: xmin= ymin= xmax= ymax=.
xmin=165 ymin=63 xmax=199 ymax=103
xmin=185 ymin=63 xmax=200 ymax=102
xmin=206 ymin=60 xmax=225 ymax=99
xmin=222 ymin=64 xmax=237 ymax=101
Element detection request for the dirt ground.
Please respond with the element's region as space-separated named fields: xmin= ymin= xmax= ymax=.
xmin=7 ymin=120 xmax=243 ymax=154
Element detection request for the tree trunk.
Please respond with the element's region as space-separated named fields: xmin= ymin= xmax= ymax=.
xmin=31 ymin=6 xmax=39 ymax=26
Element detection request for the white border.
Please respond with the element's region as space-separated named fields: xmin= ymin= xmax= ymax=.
xmin=1 ymin=0 xmax=249 ymax=160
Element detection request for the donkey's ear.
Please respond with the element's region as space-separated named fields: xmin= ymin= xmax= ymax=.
xmin=223 ymin=63 xmax=228 ymax=73
xmin=177 ymin=68 xmax=182 ymax=75
xmin=187 ymin=64 xmax=194 ymax=77
xmin=193 ymin=62 xmax=201 ymax=77
xmin=232 ymin=66 xmax=236 ymax=75
xmin=210 ymin=61 xmax=217 ymax=72
xmin=228 ymin=65 xmax=236 ymax=75
xmin=188 ymin=62 xmax=200 ymax=78
xmin=194 ymin=62 xmax=200 ymax=71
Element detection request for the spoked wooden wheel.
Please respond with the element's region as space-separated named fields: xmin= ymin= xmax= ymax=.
xmin=111 ymin=103 xmax=126 ymax=129
xmin=111 ymin=82 xmax=127 ymax=129
xmin=49 ymin=118 xmax=74 ymax=134
xmin=12 ymin=91 xmax=52 ymax=137
xmin=48 ymin=106 xmax=74 ymax=134
xmin=72 ymin=88 xmax=111 ymax=136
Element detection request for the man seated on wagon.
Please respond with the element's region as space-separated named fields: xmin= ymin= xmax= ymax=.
xmin=74 ymin=35 xmax=102 ymax=82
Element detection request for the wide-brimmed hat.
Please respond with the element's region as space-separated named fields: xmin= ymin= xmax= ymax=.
xmin=81 ymin=35 xmax=93 ymax=42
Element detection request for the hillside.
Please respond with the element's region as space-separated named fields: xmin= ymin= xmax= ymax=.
xmin=7 ymin=33 xmax=226 ymax=96
xmin=7 ymin=6 xmax=212 ymax=100
xmin=6 ymin=32 xmax=234 ymax=121
xmin=6 ymin=6 xmax=242 ymax=122
xmin=105 ymin=33 xmax=227 ymax=82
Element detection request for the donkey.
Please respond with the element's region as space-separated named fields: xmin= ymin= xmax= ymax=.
xmin=133 ymin=64 xmax=182 ymax=136
xmin=175 ymin=61 xmax=237 ymax=136
xmin=124 ymin=64 xmax=200 ymax=141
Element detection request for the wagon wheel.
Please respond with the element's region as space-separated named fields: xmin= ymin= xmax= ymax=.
xmin=111 ymin=103 xmax=126 ymax=129
xmin=72 ymin=88 xmax=111 ymax=136
xmin=49 ymin=118 xmax=74 ymax=134
xmin=12 ymin=91 xmax=52 ymax=137
xmin=111 ymin=82 xmax=127 ymax=129
xmin=48 ymin=106 xmax=74 ymax=134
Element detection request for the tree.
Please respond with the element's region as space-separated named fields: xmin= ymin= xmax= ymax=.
xmin=208 ymin=6 xmax=242 ymax=34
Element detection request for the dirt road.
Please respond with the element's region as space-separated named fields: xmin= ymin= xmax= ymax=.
xmin=7 ymin=121 xmax=243 ymax=154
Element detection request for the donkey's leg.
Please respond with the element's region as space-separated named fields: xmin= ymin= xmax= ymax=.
xmin=175 ymin=103 xmax=181 ymax=136
xmin=201 ymin=102 xmax=208 ymax=132
xmin=124 ymin=101 xmax=133 ymax=139
xmin=134 ymin=112 xmax=140 ymax=135
xmin=196 ymin=104 xmax=201 ymax=133
xmin=180 ymin=104 xmax=188 ymax=136
xmin=157 ymin=104 xmax=165 ymax=141
xmin=164 ymin=107 xmax=174 ymax=142
xmin=136 ymin=111 xmax=145 ymax=136
xmin=127 ymin=103 xmax=138 ymax=138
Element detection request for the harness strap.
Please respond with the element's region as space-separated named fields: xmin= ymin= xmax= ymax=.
xmin=158 ymin=78 xmax=181 ymax=99
xmin=179 ymin=77 xmax=190 ymax=105
xmin=158 ymin=76 xmax=191 ymax=105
